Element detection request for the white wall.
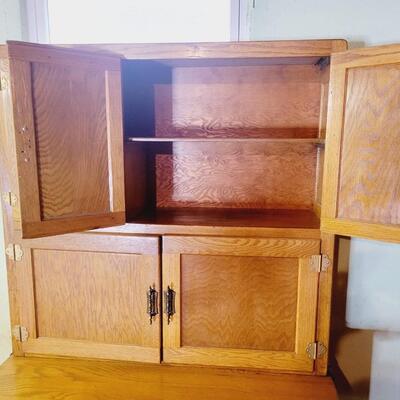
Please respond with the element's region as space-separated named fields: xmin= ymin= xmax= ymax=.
xmin=250 ymin=1 xmax=400 ymax=399
xmin=0 ymin=0 xmax=28 ymax=365
xmin=250 ymin=0 xmax=400 ymax=47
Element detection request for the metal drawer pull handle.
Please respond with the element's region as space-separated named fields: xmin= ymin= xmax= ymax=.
xmin=164 ymin=286 xmax=176 ymax=324
xmin=147 ymin=285 xmax=158 ymax=325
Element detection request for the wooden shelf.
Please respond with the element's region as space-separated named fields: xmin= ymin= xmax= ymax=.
xmin=130 ymin=207 xmax=320 ymax=228
xmin=127 ymin=137 xmax=325 ymax=144
xmin=96 ymin=208 xmax=320 ymax=239
xmin=95 ymin=208 xmax=321 ymax=239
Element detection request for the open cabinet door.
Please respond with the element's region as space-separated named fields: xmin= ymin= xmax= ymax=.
xmin=5 ymin=41 xmax=125 ymax=238
xmin=322 ymin=44 xmax=400 ymax=243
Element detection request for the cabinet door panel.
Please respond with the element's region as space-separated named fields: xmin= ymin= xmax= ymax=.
xmin=162 ymin=236 xmax=320 ymax=372
xmin=322 ymin=44 xmax=400 ymax=242
xmin=181 ymin=255 xmax=298 ymax=351
xmin=17 ymin=234 xmax=160 ymax=363
xmin=6 ymin=42 xmax=124 ymax=238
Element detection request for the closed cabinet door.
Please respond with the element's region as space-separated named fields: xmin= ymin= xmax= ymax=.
xmin=4 ymin=41 xmax=124 ymax=238
xmin=322 ymin=44 xmax=400 ymax=243
xmin=162 ymin=236 xmax=321 ymax=372
xmin=15 ymin=234 xmax=161 ymax=363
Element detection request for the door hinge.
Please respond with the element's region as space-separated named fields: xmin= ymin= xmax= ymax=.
xmin=306 ymin=342 xmax=327 ymax=360
xmin=2 ymin=191 xmax=17 ymax=207
xmin=310 ymin=255 xmax=331 ymax=273
xmin=12 ymin=325 xmax=28 ymax=342
xmin=147 ymin=285 xmax=159 ymax=325
xmin=164 ymin=285 xmax=176 ymax=324
xmin=5 ymin=244 xmax=23 ymax=261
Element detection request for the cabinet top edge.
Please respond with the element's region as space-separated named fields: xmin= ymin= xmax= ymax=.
xmin=65 ymin=39 xmax=348 ymax=60
xmin=2 ymin=39 xmax=347 ymax=60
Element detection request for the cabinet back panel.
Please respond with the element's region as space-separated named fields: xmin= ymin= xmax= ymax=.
xmin=181 ymin=255 xmax=298 ymax=351
xmin=337 ymin=65 xmax=400 ymax=224
xmin=155 ymin=142 xmax=317 ymax=209
xmin=31 ymin=62 xmax=110 ymax=219
xmin=124 ymin=63 xmax=323 ymax=139
xmin=32 ymin=249 xmax=158 ymax=347
xmin=155 ymin=65 xmax=321 ymax=138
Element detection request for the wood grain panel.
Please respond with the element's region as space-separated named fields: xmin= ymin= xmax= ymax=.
xmin=97 ymin=209 xmax=321 ymax=239
xmin=7 ymin=41 xmax=120 ymax=70
xmin=105 ymin=70 xmax=125 ymax=212
xmin=181 ymin=255 xmax=298 ymax=351
xmin=321 ymin=217 xmax=400 ymax=244
xmin=331 ymin=42 xmax=400 ymax=68
xmin=128 ymin=208 xmax=321 ymax=229
xmin=315 ymin=233 xmax=335 ymax=375
xmin=66 ymin=39 xmax=347 ymax=60
xmin=0 ymin=57 xmax=24 ymax=355
xmin=0 ymin=357 xmax=339 ymax=400
xmin=23 ymin=338 xmax=160 ymax=363
xmin=31 ymin=249 xmax=159 ymax=347
xmin=156 ymin=142 xmax=317 ymax=209
xmin=163 ymin=236 xmax=320 ymax=257
xmin=7 ymin=42 xmax=125 ymax=238
xmin=162 ymin=237 xmax=319 ymax=372
xmin=154 ymin=65 xmax=322 ymax=138
xmin=337 ymin=64 xmax=400 ymax=225
xmin=21 ymin=232 xmax=159 ymax=255
xmin=32 ymin=62 xmax=110 ymax=219
xmin=9 ymin=59 xmax=41 ymax=225
xmin=163 ymin=347 xmax=312 ymax=372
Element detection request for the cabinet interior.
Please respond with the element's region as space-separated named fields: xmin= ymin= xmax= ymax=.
xmin=122 ymin=56 xmax=330 ymax=230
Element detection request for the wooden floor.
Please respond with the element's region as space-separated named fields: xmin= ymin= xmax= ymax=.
xmin=0 ymin=357 xmax=338 ymax=400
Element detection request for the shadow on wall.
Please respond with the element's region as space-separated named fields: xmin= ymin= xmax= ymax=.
xmin=330 ymin=237 xmax=373 ymax=400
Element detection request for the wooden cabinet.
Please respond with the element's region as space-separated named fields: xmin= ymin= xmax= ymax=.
xmin=14 ymin=233 xmax=160 ymax=363
xmin=2 ymin=39 xmax=399 ymax=382
xmin=162 ymin=236 xmax=321 ymax=372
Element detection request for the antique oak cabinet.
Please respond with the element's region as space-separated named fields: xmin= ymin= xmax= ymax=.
xmin=1 ymin=39 xmax=400 ymax=382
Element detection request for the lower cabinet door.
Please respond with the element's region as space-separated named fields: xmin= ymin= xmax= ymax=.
xmin=16 ymin=233 xmax=161 ymax=362
xmin=162 ymin=236 xmax=321 ymax=373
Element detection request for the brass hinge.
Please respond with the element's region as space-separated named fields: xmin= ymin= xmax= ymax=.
xmin=5 ymin=244 xmax=23 ymax=261
xmin=310 ymin=255 xmax=331 ymax=273
xmin=2 ymin=191 xmax=17 ymax=207
xmin=12 ymin=325 xmax=28 ymax=342
xmin=306 ymin=342 xmax=327 ymax=360
xmin=147 ymin=285 xmax=159 ymax=325
xmin=0 ymin=74 xmax=9 ymax=91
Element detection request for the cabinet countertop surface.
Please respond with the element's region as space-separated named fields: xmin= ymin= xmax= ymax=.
xmin=0 ymin=356 xmax=338 ymax=400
